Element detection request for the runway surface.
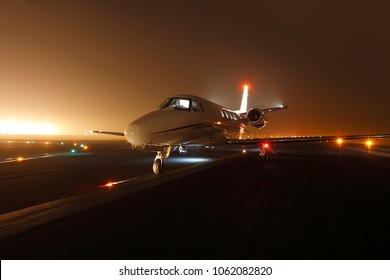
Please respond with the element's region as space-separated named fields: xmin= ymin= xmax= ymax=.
xmin=0 ymin=138 xmax=389 ymax=259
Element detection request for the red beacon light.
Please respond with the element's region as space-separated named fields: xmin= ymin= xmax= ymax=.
xmin=259 ymin=142 xmax=270 ymax=158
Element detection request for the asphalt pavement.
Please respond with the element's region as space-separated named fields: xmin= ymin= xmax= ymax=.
xmin=0 ymin=139 xmax=389 ymax=259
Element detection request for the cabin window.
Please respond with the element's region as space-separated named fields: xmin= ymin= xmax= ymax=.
xmin=159 ymin=98 xmax=191 ymax=111
xmin=222 ymin=110 xmax=232 ymax=119
xmin=178 ymin=99 xmax=190 ymax=109
xmin=198 ymin=102 xmax=205 ymax=112
xmin=191 ymin=100 xmax=200 ymax=112
xmin=159 ymin=99 xmax=171 ymax=110
xmin=159 ymin=97 xmax=204 ymax=112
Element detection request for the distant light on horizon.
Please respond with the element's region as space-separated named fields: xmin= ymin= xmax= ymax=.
xmin=0 ymin=120 xmax=60 ymax=135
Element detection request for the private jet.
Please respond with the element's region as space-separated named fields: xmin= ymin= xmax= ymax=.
xmin=94 ymin=85 xmax=390 ymax=174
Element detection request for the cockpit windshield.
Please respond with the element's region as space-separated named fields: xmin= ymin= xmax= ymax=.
xmin=158 ymin=98 xmax=201 ymax=112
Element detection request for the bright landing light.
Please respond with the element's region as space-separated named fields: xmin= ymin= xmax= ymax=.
xmin=0 ymin=120 xmax=59 ymax=135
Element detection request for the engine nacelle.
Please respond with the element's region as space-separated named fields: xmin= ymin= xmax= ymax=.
xmin=247 ymin=107 xmax=267 ymax=128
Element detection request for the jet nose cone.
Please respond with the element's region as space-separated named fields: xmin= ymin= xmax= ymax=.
xmin=125 ymin=123 xmax=138 ymax=145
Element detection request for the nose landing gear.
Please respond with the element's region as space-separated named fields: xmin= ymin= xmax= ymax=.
xmin=153 ymin=152 xmax=164 ymax=175
xmin=152 ymin=146 xmax=171 ymax=175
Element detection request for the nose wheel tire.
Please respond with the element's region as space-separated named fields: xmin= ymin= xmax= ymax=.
xmin=153 ymin=158 xmax=164 ymax=175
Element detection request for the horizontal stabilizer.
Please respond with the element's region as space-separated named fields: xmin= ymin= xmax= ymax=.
xmin=261 ymin=105 xmax=289 ymax=113
xmin=93 ymin=130 xmax=125 ymax=136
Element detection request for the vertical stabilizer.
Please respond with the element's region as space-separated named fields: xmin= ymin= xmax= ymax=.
xmin=236 ymin=85 xmax=248 ymax=113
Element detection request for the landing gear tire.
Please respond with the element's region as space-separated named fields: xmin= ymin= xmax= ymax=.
xmin=153 ymin=158 xmax=164 ymax=175
xmin=152 ymin=146 xmax=171 ymax=175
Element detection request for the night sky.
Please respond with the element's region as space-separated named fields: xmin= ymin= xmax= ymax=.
xmin=1 ymin=0 xmax=389 ymax=136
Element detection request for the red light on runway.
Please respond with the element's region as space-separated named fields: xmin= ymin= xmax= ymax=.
xmin=261 ymin=143 xmax=270 ymax=149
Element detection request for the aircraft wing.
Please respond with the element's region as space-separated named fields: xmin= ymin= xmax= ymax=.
xmin=261 ymin=105 xmax=289 ymax=113
xmin=92 ymin=130 xmax=125 ymax=136
xmin=226 ymin=133 xmax=390 ymax=145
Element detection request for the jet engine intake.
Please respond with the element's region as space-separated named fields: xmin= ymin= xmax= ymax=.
xmin=247 ymin=108 xmax=267 ymax=128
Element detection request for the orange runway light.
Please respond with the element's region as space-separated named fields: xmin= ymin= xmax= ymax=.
xmin=102 ymin=178 xmax=131 ymax=188
xmin=17 ymin=156 xmax=24 ymax=162
xmin=337 ymin=138 xmax=343 ymax=145
xmin=366 ymin=139 xmax=373 ymax=148
xmin=83 ymin=145 xmax=89 ymax=150
xmin=242 ymin=149 xmax=247 ymax=153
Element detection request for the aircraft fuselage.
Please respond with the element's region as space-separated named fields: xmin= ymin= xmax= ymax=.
xmin=124 ymin=95 xmax=242 ymax=150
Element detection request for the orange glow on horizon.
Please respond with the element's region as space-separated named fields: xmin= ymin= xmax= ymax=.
xmin=0 ymin=120 xmax=60 ymax=135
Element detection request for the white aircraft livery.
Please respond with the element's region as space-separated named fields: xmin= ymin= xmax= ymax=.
xmin=94 ymin=85 xmax=390 ymax=174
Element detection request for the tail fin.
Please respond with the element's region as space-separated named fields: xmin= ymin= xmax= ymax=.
xmin=235 ymin=85 xmax=249 ymax=114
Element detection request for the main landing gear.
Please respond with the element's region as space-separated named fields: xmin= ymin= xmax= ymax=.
xmin=152 ymin=146 xmax=171 ymax=175
xmin=178 ymin=144 xmax=187 ymax=155
xmin=259 ymin=143 xmax=275 ymax=159
xmin=259 ymin=147 xmax=268 ymax=159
